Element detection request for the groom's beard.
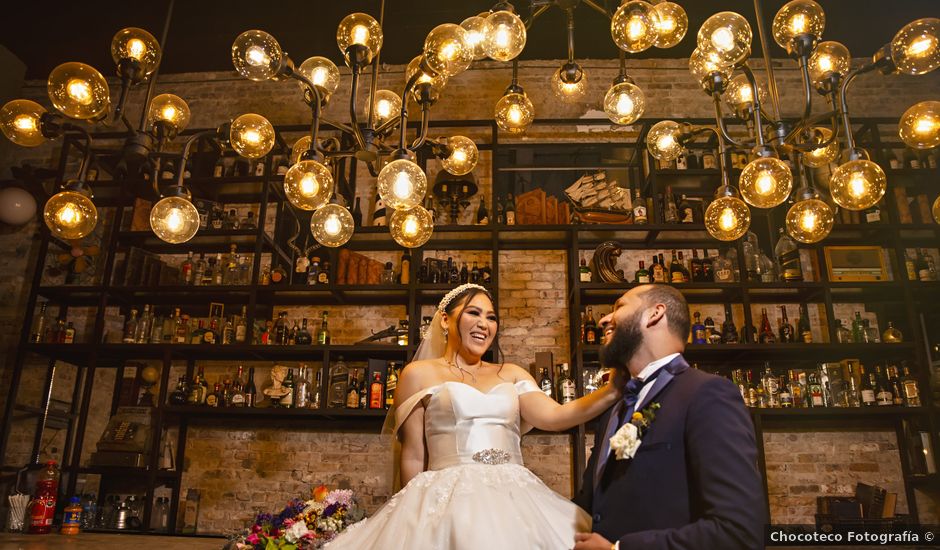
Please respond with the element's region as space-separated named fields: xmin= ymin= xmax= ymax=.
xmin=600 ymin=309 xmax=644 ymax=372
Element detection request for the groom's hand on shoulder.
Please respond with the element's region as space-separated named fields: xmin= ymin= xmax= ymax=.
xmin=574 ymin=532 xmax=613 ymax=550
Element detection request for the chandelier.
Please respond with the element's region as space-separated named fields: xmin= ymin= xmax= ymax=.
xmin=645 ymin=0 xmax=939 ymax=243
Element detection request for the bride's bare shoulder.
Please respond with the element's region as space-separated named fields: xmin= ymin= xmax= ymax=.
xmin=398 ymin=359 xmax=444 ymax=389
xmin=498 ymin=362 xmax=534 ymax=383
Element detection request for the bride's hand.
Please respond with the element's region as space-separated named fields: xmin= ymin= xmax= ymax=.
xmin=608 ymin=368 xmax=626 ymax=395
xmin=574 ymin=531 xmax=613 ymax=550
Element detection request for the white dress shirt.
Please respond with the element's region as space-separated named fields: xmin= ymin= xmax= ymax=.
xmin=632 ymin=352 xmax=681 ymax=411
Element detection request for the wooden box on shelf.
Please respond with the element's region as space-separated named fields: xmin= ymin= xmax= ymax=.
xmin=824 ymin=246 xmax=888 ymax=282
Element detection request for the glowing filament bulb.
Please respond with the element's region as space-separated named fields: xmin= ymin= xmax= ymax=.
xmin=246 ymin=46 xmax=269 ymax=66
xmin=817 ymin=54 xmax=833 ymax=72
xmin=451 ymin=149 xmax=467 ymax=164
xmin=56 ymin=204 xmax=82 ymax=227
xmin=800 ymin=210 xmax=817 ymax=231
xmin=300 ymin=174 xmax=318 ymax=196
xmin=376 ymin=99 xmax=392 ymax=118
xmin=13 ymin=115 xmax=37 ymax=131
xmin=324 ymin=214 xmax=342 ymax=235
xmin=351 ymin=25 xmax=370 ymax=46
xmin=393 ymin=172 xmax=414 ymax=199
xmin=418 ymin=73 xmax=433 ymax=83
xmin=656 ymin=134 xmax=676 ymax=152
xmin=616 ymin=93 xmax=635 ymax=115
xmin=711 ymin=27 xmax=735 ymax=51
xmin=737 ymin=85 xmax=753 ymax=104
xmin=441 ymin=41 xmax=458 ymax=60
xmin=508 ymin=104 xmax=523 ymax=124
xmin=242 ymin=129 xmax=261 ymax=144
xmin=161 ymin=105 xmax=177 ymax=121
xmin=755 ymin=173 xmax=775 ymax=195
xmin=66 ymin=79 xmax=93 ymax=105
xmin=494 ymin=25 xmax=511 ymax=48
xmin=908 ymin=36 xmax=937 ymax=57
xmin=915 ymin=115 xmax=939 ymax=135
xmin=848 ymin=174 xmax=868 ymax=197
xmin=790 ymin=14 xmax=808 ymax=34
xmin=311 ymin=67 xmax=328 ymax=86
xmin=466 ymin=30 xmax=484 ymax=48
xmin=719 ymin=207 xmax=737 ymax=231
xmin=627 ymin=17 xmax=648 ymax=40
xmin=402 ymin=215 xmax=419 ymax=236
xmin=166 ymin=208 xmax=184 ymax=232
xmin=656 ymin=15 xmax=677 ymax=33
xmin=126 ymin=38 xmax=147 ymax=60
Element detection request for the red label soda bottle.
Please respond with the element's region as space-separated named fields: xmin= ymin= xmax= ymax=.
xmin=27 ymin=460 xmax=60 ymax=534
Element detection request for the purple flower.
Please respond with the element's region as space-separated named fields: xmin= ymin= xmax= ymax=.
xmin=323 ymin=503 xmax=339 ymax=517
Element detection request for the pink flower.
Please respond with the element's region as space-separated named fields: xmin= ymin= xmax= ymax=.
xmin=282 ymin=518 xmax=295 ymax=528
xmin=246 ymin=534 xmax=260 ymax=545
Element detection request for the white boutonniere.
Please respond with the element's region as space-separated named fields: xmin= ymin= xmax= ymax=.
xmin=609 ymin=402 xmax=660 ymax=460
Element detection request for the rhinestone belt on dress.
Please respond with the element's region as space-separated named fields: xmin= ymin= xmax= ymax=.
xmin=472 ymin=448 xmax=510 ymax=465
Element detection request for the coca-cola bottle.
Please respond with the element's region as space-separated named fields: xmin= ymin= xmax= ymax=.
xmin=28 ymin=461 xmax=60 ymax=534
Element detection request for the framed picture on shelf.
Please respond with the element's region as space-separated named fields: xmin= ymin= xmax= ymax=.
xmin=824 ymin=246 xmax=888 ymax=282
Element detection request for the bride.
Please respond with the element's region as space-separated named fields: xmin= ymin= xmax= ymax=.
xmin=325 ymin=283 xmax=621 ymax=549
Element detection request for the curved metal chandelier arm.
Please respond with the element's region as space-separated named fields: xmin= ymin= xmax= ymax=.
xmin=289 ymin=71 xmax=325 ymax=157
xmin=396 ymin=71 xmax=424 ymax=151
xmin=837 ymin=62 xmax=879 ymax=153
xmin=347 ymin=70 xmax=368 ymax=151
xmin=61 ymin=124 xmax=95 ymax=183
xmin=739 ymin=64 xmax=768 ymax=147
xmin=525 ymin=3 xmax=552 ymax=29
xmin=136 ymin=0 xmax=175 ymax=132
xmin=566 ymin=8 xmax=576 ymax=62
xmin=321 ymin=117 xmax=357 ymax=135
xmin=684 ymin=125 xmax=733 ymax=188
xmin=796 ymin=55 xmax=814 ymax=121
xmin=581 ymin=0 xmax=611 ymax=20
xmin=409 ymin=103 xmax=431 ymax=151
xmin=172 ymin=129 xmax=220 ymax=189
xmin=711 ymin=94 xmax=751 ymax=150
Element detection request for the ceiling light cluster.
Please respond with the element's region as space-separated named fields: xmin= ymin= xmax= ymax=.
xmin=645 ymin=0 xmax=938 ymax=242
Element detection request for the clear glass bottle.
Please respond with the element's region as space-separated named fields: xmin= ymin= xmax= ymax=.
xmin=882 ymin=322 xmax=903 ymax=343
xmin=123 ymin=309 xmax=139 ymax=344
xmin=557 ymin=363 xmax=576 ymax=403
xmin=713 ymin=250 xmax=734 ymax=283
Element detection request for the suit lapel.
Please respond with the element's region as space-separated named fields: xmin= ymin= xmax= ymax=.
xmin=635 ymin=355 xmax=689 ymax=413
xmin=594 ymin=400 xmax=623 ymax=489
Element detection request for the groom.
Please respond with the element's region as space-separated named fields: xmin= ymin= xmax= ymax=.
xmin=573 ymin=284 xmax=764 ymax=550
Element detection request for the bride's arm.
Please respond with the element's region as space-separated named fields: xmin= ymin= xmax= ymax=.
xmin=513 ymin=365 xmax=622 ymax=432
xmin=395 ymin=364 xmax=429 ymax=486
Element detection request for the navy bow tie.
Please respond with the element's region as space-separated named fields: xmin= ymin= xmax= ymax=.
xmin=622 ymin=367 xmax=665 ymax=413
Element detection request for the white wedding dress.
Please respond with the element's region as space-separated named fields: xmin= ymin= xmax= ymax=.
xmin=324 ymin=379 xmax=591 ymax=549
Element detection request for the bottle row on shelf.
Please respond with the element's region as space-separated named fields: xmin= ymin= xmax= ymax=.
xmin=724 ymin=360 xmax=921 ymax=410
xmin=167 ymin=359 xmax=402 ymax=412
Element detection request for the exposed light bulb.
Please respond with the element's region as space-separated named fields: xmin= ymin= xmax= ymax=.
xmin=508 ymin=105 xmax=522 ymax=124
xmin=311 ymin=67 xmax=328 ymax=86
xmin=711 ymin=28 xmax=735 ymax=51
xmin=657 ymin=134 xmax=676 ymax=152
xmin=165 ymin=208 xmax=184 ymax=232
xmin=848 ymin=174 xmax=867 ymax=198
xmin=376 ymin=99 xmax=392 ymax=119
xmin=616 ymin=94 xmax=635 ymax=115
xmin=300 ymin=174 xmax=318 ymax=196
xmin=67 ymin=79 xmax=93 ymax=105
xmin=719 ymin=207 xmax=736 ymax=230
xmin=627 ymin=17 xmax=648 ymax=40
xmin=908 ymin=36 xmax=937 ymax=57
xmin=324 ymin=213 xmax=342 ymax=235
xmin=378 ymin=158 xmax=427 ymax=210
xmin=351 ymin=25 xmax=370 ymax=46
xmin=13 ymin=115 xmax=37 ymax=132
xmin=44 ymin=187 xmax=97 ymax=239
xmin=493 ymin=25 xmax=511 ymax=49
xmin=246 ymin=46 xmax=269 ymax=66
xmin=755 ymin=173 xmax=774 ymax=195
xmin=161 ymin=105 xmax=177 ymax=121
xmin=402 ymin=215 xmax=420 ymax=236
xmin=656 ymin=15 xmax=677 ymax=33
xmin=800 ymin=209 xmax=817 ymax=231
xmin=242 ymin=129 xmax=261 ymax=144
xmin=127 ymin=38 xmax=147 ymax=60
xmin=817 ymin=54 xmax=833 ymax=72
xmin=915 ymin=116 xmax=939 ymax=135
xmin=55 ymin=202 xmax=82 ymax=228
xmin=393 ymin=172 xmax=414 ymax=199
xmin=790 ymin=14 xmax=808 ymax=34
xmin=311 ymin=203 xmax=354 ymax=247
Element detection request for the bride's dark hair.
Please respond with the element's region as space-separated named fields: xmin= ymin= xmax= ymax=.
xmin=444 ymin=286 xmax=506 ymax=379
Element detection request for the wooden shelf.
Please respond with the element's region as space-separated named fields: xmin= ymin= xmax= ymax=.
xmin=579 ymin=343 xmax=917 ymax=363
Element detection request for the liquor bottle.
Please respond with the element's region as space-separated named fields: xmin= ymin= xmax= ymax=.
xmin=460 ymin=262 xmax=469 ymax=284
xmin=746 ymin=370 xmax=759 ymax=407
xmin=180 ymin=252 xmax=195 ymax=285
xmin=580 ymin=258 xmax=593 ymax=282
xmin=663 ymin=186 xmax=679 ymax=223
xmin=704 ymin=316 xmax=720 ymax=344
xmin=494 ymin=196 xmax=505 ymax=225
xmin=136 ymin=305 xmax=153 ymax=344
xmin=200 ymin=255 xmax=214 ymax=286
xmin=295 ymin=365 xmax=310 ymax=409
xmin=123 ymin=309 xmax=139 ymax=344
xmin=274 ymin=311 xmax=288 ymax=345
xmin=761 ymin=364 xmax=779 ymax=408
xmin=241 ymin=211 xmax=257 ymax=230
xmin=678 ymin=194 xmax=694 ymax=223
xmin=169 ymin=377 xmax=188 ymax=406
xmin=779 ymin=373 xmax=793 ymax=408
xmin=635 ymin=260 xmax=650 ymax=283
xmin=469 ymin=261 xmax=479 ymax=285
xmin=230 ymin=366 xmax=246 ymax=407
xmin=721 ymin=304 xmax=738 ymax=344
xmin=851 ymin=311 xmax=864 ymax=343
xmin=222 ymin=316 xmax=234 ymax=345
xmin=346 ymin=371 xmax=360 ymax=409
xmin=539 ymin=368 xmax=553 ymax=397
xmin=797 ymin=304 xmax=812 ymax=343
xmin=774 ymin=228 xmax=803 ymax=282
xmin=778 ymin=306 xmax=794 ymax=343
xmin=318 ymin=260 xmax=330 ymax=285
xmin=583 ymin=307 xmax=598 ymax=345
xmin=647 ymin=255 xmax=662 ymax=283
xmin=690 ymin=250 xmax=703 ymax=282
xmin=193 ymin=253 xmax=206 ymax=286
xmin=732 ymin=370 xmax=747 ymax=405
xmin=886 ymin=365 xmax=904 ymax=406
xmin=385 ymin=363 xmax=398 ymax=409
xmin=352 ymin=197 xmax=363 ymax=227
xmin=401 ymin=253 xmax=412 ymax=285
xmin=633 ymin=188 xmax=647 ymax=224
xmin=557 ymin=364 xmax=576 ymax=403
xmin=31 ymin=303 xmax=49 ymax=343
xmin=691 ymin=312 xmax=706 ymax=344
xmin=294 ymin=318 xmax=311 ymax=345
xmin=480 ymin=262 xmax=492 ymax=286
xmin=245 ymin=367 xmax=257 ymax=407
xmin=808 ymin=372 xmax=824 ymax=407
xmin=859 ymin=369 xmax=877 ymax=406
xmin=234 ymin=306 xmax=247 ymax=343
xmin=369 ymin=372 xmax=384 ymax=409
xmin=882 ymin=322 xmax=903 ymax=343
xmin=397 ymin=320 xmax=409 ymax=346
xmin=676 ymin=152 xmax=687 ymax=170
xmin=900 ymin=365 xmax=921 ymax=407
xmin=206 ymin=383 xmax=221 ymax=407
xmin=327 ymin=355 xmax=349 ymax=408
xmin=476 ymin=199 xmax=489 ymax=225
xmin=702 ymin=150 xmax=717 ymax=169
xmin=307 ymin=257 xmax=320 ymax=285
xmin=214 ymin=253 xmax=225 ymax=285
xmin=280 ymin=369 xmax=294 ymax=408
xmin=758 ymin=308 xmax=776 ymax=344
xmin=505 ymin=193 xmax=516 ymax=225
xmin=915 ymin=249 xmax=931 ymax=281
xmin=713 ymin=249 xmax=734 ymax=283
xmin=874 ymin=366 xmax=893 ymax=406
xmin=669 ymin=250 xmax=685 ymax=283
xmin=317 ymin=311 xmax=331 ymax=345
xmin=700 ymin=250 xmax=714 ymax=281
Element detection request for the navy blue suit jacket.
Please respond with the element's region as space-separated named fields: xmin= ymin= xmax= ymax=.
xmin=574 ymin=356 xmax=765 ymax=549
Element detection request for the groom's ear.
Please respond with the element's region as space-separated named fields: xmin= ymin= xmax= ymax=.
xmin=645 ymin=303 xmax=667 ymax=328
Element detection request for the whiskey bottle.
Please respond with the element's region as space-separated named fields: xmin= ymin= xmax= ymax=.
xmin=370 ymin=372 xmax=384 ymax=409
xmin=761 ymin=364 xmax=779 ymax=408
xmin=633 ymin=188 xmax=647 ymax=224
xmin=635 ymin=261 xmax=650 ymax=283
xmin=690 ymin=250 xmax=703 ymax=282
xmin=557 ymin=364 xmax=576 ymax=403
xmin=778 ymin=306 xmax=794 ymax=343
xmin=318 ymin=260 xmax=330 ymax=285
xmin=476 ymin=199 xmax=489 ymax=225
xmin=651 ymin=255 xmax=666 ymax=283
xmin=241 ymin=211 xmax=257 ymax=230
xmin=222 ymin=316 xmax=234 ymax=345
xmin=230 ymin=366 xmax=246 ymax=407
xmin=317 ymin=311 xmax=331 ymax=345
xmin=328 ymin=356 xmax=348 ymax=407
xmin=180 ymin=252 xmax=195 ymax=285
xmin=280 ymin=369 xmax=294 ymax=408
xmin=206 ymin=383 xmax=221 ymax=407
xmin=669 ymin=250 xmax=685 ymax=283
xmin=505 ymin=193 xmax=516 ymax=225
xmin=874 ymin=366 xmax=893 ymax=406
xmin=352 ymin=197 xmax=363 ymax=227
xmin=700 ymin=250 xmax=714 ymax=281
xmin=779 ymin=373 xmax=793 ymax=408
xmin=678 ymin=194 xmax=694 ymax=223
xmin=460 ymin=262 xmax=469 ymax=284
xmin=448 ymin=257 xmax=460 ymax=285
xmin=901 ymin=365 xmax=921 ymax=407
xmin=663 ymin=186 xmax=679 ymax=223
xmin=860 ymin=369 xmax=877 ymax=406
xmin=692 ymin=312 xmax=706 ymax=344
xmin=539 ymin=367 xmax=553 ymax=397
xmin=583 ymin=307 xmax=598 ymax=345
xmin=746 ymin=369 xmax=759 ymax=407
xmin=307 ymin=257 xmax=320 ymax=286
xmin=193 ymin=253 xmax=207 ymax=286
xmin=797 ymin=304 xmax=813 ymax=343
xmin=758 ymin=308 xmax=776 ymax=344
xmin=312 ymin=369 xmax=322 ymax=409
xmin=469 ymin=261 xmax=480 ymax=285
xmin=274 ymin=311 xmax=289 ymax=345
xmin=807 ymin=372 xmax=824 ymax=407
xmin=235 ymin=306 xmax=247 ymax=343
xmin=774 ymin=228 xmax=803 ymax=282
xmin=123 ymin=309 xmax=139 ymax=344
xmin=579 ymin=258 xmax=592 ymax=283
xmin=721 ymin=304 xmax=738 ymax=344
xmin=346 ymin=371 xmax=360 ymax=409
xmin=385 ymin=363 xmax=398 ymax=409
xmin=296 ymin=318 xmax=312 ymax=345
xmin=169 ymin=377 xmax=189 ymax=406
xmin=245 ymin=367 xmax=257 ymax=408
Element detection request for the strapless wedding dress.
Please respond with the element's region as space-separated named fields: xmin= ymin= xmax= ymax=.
xmin=324 ymin=380 xmax=590 ymax=549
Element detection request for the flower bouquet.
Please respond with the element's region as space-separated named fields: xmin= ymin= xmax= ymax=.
xmin=228 ymin=485 xmax=366 ymax=549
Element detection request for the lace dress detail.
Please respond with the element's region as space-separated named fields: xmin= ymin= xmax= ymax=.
xmin=324 ymin=380 xmax=590 ymax=549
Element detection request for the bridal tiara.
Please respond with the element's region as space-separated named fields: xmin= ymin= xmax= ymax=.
xmin=438 ymin=283 xmax=488 ymax=313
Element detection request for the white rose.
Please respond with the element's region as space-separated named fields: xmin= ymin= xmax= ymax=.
xmin=284 ymin=520 xmax=310 ymax=543
xmin=609 ymin=422 xmax=642 ymax=460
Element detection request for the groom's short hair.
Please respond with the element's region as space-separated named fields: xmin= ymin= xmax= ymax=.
xmin=639 ymin=284 xmax=690 ymax=341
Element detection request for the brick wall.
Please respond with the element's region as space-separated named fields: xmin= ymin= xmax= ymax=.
xmin=1 ymin=56 xmax=939 ymax=533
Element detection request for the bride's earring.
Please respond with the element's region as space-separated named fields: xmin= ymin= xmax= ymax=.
xmin=443 ymin=328 xmax=449 ymax=342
